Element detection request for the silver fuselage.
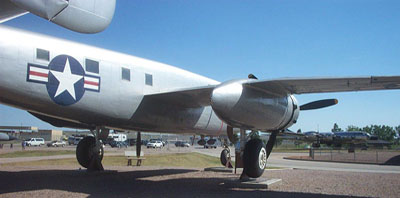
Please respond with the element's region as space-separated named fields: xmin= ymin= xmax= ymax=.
xmin=0 ymin=26 xmax=227 ymax=135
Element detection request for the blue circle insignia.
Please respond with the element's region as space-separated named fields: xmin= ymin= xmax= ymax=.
xmin=46 ymin=55 xmax=85 ymax=106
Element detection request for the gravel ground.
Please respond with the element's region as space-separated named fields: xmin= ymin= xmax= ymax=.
xmin=1 ymin=146 xmax=399 ymax=197
xmin=0 ymin=165 xmax=399 ymax=198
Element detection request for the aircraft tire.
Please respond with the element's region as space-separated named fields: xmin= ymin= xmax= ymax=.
xmin=76 ymin=136 xmax=104 ymax=168
xmin=243 ymin=139 xmax=266 ymax=178
xmin=220 ymin=149 xmax=229 ymax=166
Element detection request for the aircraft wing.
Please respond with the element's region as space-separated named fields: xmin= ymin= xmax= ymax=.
xmin=0 ymin=0 xmax=28 ymax=23
xmin=246 ymin=76 xmax=400 ymax=95
xmin=145 ymin=76 xmax=400 ymax=108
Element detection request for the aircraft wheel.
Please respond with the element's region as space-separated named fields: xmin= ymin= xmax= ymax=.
xmin=76 ymin=136 xmax=104 ymax=168
xmin=243 ymin=139 xmax=266 ymax=178
xmin=220 ymin=149 xmax=229 ymax=166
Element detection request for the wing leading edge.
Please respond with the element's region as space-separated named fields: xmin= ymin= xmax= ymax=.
xmin=144 ymin=76 xmax=400 ymax=108
xmin=246 ymin=76 xmax=400 ymax=95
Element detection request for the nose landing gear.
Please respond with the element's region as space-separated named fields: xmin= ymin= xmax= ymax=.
xmin=76 ymin=127 xmax=109 ymax=171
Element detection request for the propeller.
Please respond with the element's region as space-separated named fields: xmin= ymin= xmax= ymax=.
xmin=248 ymin=74 xmax=258 ymax=80
xmin=300 ymin=99 xmax=338 ymax=111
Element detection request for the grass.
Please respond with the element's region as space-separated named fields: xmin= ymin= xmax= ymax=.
xmin=0 ymin=152 xmax=283 ymax=170
xmin=0 ymin=150 xmax=75 ymax=158
xmin=0 ymin=152 xmax=223 ymax=168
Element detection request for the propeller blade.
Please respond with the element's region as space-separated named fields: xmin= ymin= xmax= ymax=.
xmin=248 ymin=74 xmax=258 ymax=79
xmin=300 ymin=99 xmax=338 ymax=111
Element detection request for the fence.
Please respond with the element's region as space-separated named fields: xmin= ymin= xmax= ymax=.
xmin=308 ymin=148 xmax=400 ymax=165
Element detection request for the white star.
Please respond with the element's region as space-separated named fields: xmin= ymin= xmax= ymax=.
xmin=50 ymin=58 xmax=83 ymax=100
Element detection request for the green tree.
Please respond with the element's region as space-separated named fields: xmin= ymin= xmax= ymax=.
xmin=346 ymin=125 xmax=361 ymax=131
xmin=362 ymin=125 xmax=396 ymax=141
xmin=297 ymin=129 xmax=302 ymax=133
xmin=331 ymin=123 xmax=343 ymax=132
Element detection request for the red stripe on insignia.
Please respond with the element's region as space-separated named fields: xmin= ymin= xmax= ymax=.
xmin=84 ymin=80 xmax=99 ymax=86
xmin=29 ymin=71 xmax=48 ymax=78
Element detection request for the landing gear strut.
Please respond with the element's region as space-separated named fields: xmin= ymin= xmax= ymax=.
xmin=76 ymin=127 xmax=109 ymax=171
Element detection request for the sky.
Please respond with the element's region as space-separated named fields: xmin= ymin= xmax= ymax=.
xmin=1 ymin=0 xmax=399 ymax=132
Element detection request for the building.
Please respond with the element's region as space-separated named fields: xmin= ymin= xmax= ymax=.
xmin=20 ymin=130 xmax=63 ymax=141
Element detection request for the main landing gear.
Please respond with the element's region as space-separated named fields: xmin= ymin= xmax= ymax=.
xmin=241 ymin=130 xmax=278 ymax=178
xmin=220 ymin=139 xmax=233 ymax=168
xmin=221 ymin=127 xmax=278 ymax=179
xmin=76 ymin=127 xmax=109 ymax=171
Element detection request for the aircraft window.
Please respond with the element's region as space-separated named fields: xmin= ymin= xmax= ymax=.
xmin=145 ymin=74 xmax=153 ymax=86
xmin=122 ymin=67 xmax=130 ymax=81
xmin=86 ymin=59 xmax=99 ymax=74
xmin=36 ymin=48 xmax=49 ymax=61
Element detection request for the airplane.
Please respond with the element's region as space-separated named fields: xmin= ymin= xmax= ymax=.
xmin=0 ymin=0 xmax=116 ymax=33
xmin=281 ymin=130 xmax=395 ymax=151
xmin=0 ymin=25 xmax=399 ymax=178
xmin=0 ymin=132 xmax=17 ymax=142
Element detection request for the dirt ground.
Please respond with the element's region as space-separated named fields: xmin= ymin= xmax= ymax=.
xmin=0 ymin=165 xmax=399 ymax=198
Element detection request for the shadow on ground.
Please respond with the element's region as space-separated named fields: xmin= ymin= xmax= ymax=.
xmin=383 ymin=154 xmax=400 ymax=165
xmin=0 ymin=168 xmax=364 ymax=198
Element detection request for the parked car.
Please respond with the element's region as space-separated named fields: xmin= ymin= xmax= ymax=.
xmin=73 ymin=137 xmax=83 ymax=145
xmin=141 ymin=140 xmax=149 ymax=146
xmin=146 ymin=140 xmax=163 ymax=148
xmin=47 ymin=140 xmax=66 ymax=147
xmin=175 ymin=141 xmax=190 ymax=147
xmin=150 ymin=139 xmax=166 ymax=147
xmin=109 ymin=140 xmax=128 ymax=148
xmin=25 ymin=138 xmax=45 ymax=147
xmin=68 ymin=136 xmax=75 ymax=145
xmin=204 ymin=139 xmax=218 ymax=149
xmin=127 ymin=138 xmax=137 ymax=146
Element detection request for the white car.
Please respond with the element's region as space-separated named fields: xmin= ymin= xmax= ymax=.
xmin=47 ymin=140 xmax=66 ymax=147
xmin=146 ymin=140 xmax=163 ymax=148
xmin=25 ymin=138 xmax=45 ymax=147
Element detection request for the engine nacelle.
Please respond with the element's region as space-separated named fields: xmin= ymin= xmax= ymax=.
xmin=10 ymin=0 xmax=116 ymax=33
xmin=211 ymin=80 xmax=299 ymax=131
